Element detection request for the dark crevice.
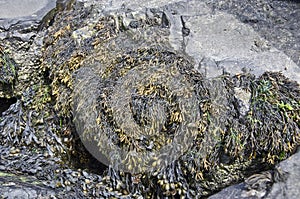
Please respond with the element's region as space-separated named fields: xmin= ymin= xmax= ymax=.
xmin=43 ymin=69 xmax=52 ymax=85
xmin=60 ymin=119 xmax=108 ymax=175
xmin=0 ymin=97 xmax=17 ymax=116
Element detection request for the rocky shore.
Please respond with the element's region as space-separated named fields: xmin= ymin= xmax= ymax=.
xmin=0 ymin=0 xmax=299 ymax=198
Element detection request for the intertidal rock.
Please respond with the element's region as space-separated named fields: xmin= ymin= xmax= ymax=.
xmin=40 ymin=0 xmax=300 ymax=198
xmin=0 ymin=171 xmax=56 ymax=199
xmin=209 ymin=149 xmax=300 ymax=199
xmin=0 ymin=0 xmax=57 ymax=42
xmin=0 ymin=0 xmax=299 ymax=198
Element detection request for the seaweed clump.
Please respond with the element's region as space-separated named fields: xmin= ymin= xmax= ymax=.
xmin=0 ymin=47 xmax=18 ymax=98
xmin=246 ymin=72 xmax=299 ymax=162
xmin=39 ymin=1 xmax=300 ymax=198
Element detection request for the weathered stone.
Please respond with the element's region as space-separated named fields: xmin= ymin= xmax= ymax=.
xmin=266 ymin=150 xmax=300 ymax=199
xmin=233 ymin=87 xmax=251 ymax=116
xmin=183 ymin=9 xmax=300 ymax=81
xmin=205 ymin=0 xmax=300 ymax=66
xmin=208 ymin=183 xmax=246 ymax=199
xmin=0 ymin=0 xmax=56 ymax=41
xmin=209 ymin=150 xmax=300 ymax=199
xmin=0 ymin=171 xmax=56 ymax=198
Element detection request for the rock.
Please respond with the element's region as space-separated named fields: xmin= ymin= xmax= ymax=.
xmin=0 ymin=171 xmax=56 ymax=198
xmin=206 ymin=0 xmax=300 ymax=67
xmin=197 ymin=57 xmax=223 ymax=79
xmin=233 ymin=87 xmax=251 ymax=116
xmin=0 ymin=0 xmax=58 ymax=43
xmin=209 ymin=150 xmax=300 ymax=199
xmin=0 ymin=0 xmax=53 ymax=19
xmin=182 ymin=7 xmax=300 ymax=81
xmin=0 ymin=0 xmax=299 ymax=198
xmin=266 ymin=149 xmax=300 ymax=199
xmin=208 ymin=183 xmax=246 ymax=199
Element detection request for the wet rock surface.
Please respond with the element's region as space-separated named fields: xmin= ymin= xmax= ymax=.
xmin=0 ymin=0 xmax=57 ymax=42
xmin=205 ymin=0 xmax=300 ymax=66
xmin=209 ymin=149 xmax=300 ymax=199
xmin=0 ymin=170 xmax=56 ymax=199
xmin=0 ymin=0 xmax=299 ymax=198
xmin=0 ymin=0 xmax=55 ymax=20
xmin=266 ymin=149 xmax=300 ymax=199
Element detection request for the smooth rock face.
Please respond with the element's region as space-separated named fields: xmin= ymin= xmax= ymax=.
xmin=181 ymin=5 xmax=300 ymax=82
xmin=208 ymin=183 xmax=246 ymax=199
xmin=0 ymin=0 xmax=56 ymax=30
xmin=206 ymin=0 xmax=300 ymax=67
xmin=0 ymin=0 xmax=49 ymax=18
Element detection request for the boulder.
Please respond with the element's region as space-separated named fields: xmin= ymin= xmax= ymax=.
xmin=209 ymin=150 xmax=300 ymax=199
xmin=0 ymin=0 xmax=57 ymax=41
xmin=0 ymin=0 xmax=299 ymax=198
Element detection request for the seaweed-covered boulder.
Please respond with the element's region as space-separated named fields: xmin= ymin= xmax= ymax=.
xmin=40 ymin=0 xmax=300 ymax=198
xmin=0 ymin=0 xmax=299 ymax=198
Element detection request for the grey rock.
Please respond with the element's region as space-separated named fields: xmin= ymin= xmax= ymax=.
xmin=266 ymin=151 xmax=300 ymax=199
xmin=0 ymin=0 xmax=56 ymax=30
xmin=0 ymin=0 xmax=52 ymax=19
xmin=205 ymin=0 xmax=300 ymax=66
xmin=233 ymin=87 xmax=251 ymax=116
xmin=209 ymin=151 xmax=300 ymax=199
xmin=0 ymin=0 xmax=57 ymax=42
xmin=183 ymin=10 xmax=300 ymax=82
xmin=208 ymin=183 xmax=246 ymax=199
xmin=1 ymin=185 xmax=54 ymax=199
xmin=0 ymin=171 xmax=56 ymax=198
xmin=197 ymin=57 xmax=223 ymax=78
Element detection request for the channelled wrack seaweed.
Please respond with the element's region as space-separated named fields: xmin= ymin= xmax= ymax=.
xmin=0 ymin=48 xmax=18 ymax=98
xmin=0 ymin=48 xmax=17 ymax=85
xmin=72 ymin=47 xmax=300 ymax=198
xmin=40 ymin=5 xmax=300 ymax=197
xmin=73 ymin=48 xmax=203 ymax=174
xmin=218 ymin=72 xmax=300 ymax=164
xmin=246 ymin=72 xmax=299 ymax=162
